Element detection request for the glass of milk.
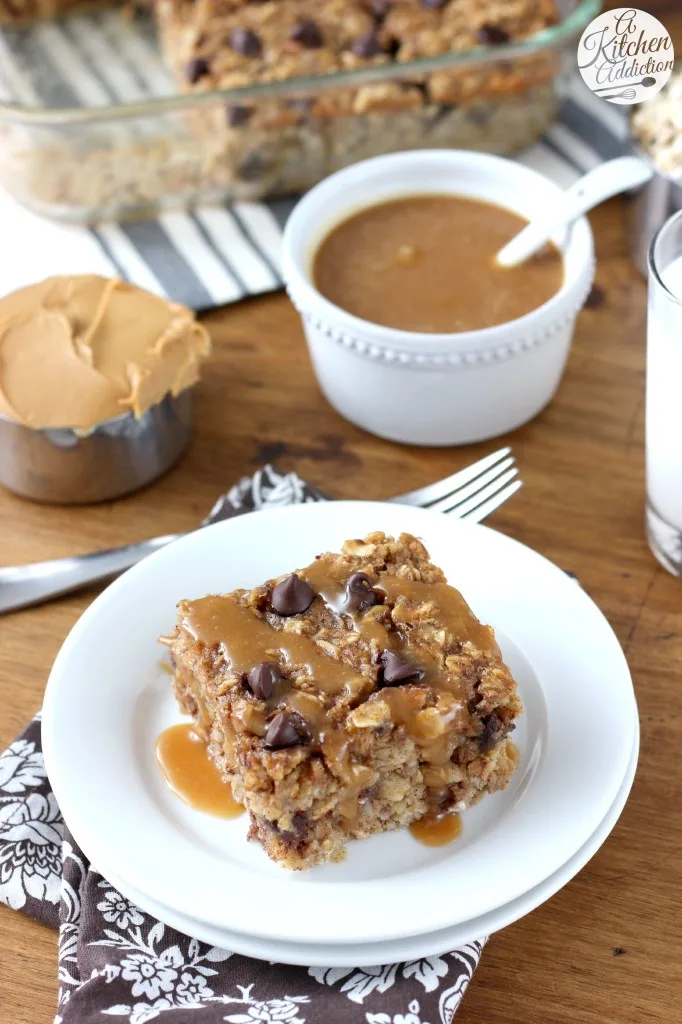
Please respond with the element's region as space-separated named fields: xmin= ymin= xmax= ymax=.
xmin=647 ymin=209 xmax=682 ymax=576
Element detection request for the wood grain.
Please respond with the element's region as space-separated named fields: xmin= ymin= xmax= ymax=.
xmin=1 ymin=5 xmax=681 ymax=1021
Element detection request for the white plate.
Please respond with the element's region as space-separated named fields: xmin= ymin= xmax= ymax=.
xmin=43 ymin=501 xmax=637 ymax=946
xmin=101 ymin=719 xmax=639 ymax=967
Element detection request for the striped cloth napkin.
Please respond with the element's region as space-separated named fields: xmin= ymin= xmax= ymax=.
xmin=0 ymin=8 xmax=628 ymax=309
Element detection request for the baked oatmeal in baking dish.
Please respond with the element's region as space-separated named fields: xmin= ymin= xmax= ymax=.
xmin=0 ymin=0 xmax=569 ymax=217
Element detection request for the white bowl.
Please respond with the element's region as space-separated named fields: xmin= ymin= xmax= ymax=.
xmin=281 ymin=150 xmax=595 ymax=446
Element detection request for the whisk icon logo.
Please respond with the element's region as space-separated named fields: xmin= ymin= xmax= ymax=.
xmin=577 ymin=8 xmax=674 ymax=105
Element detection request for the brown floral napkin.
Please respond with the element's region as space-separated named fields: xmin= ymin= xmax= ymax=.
xmin=0 ymin=465 xmax=485 ymax=1024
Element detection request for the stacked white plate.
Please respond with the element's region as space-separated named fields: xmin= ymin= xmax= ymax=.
xmin=43 ymin=502 xmax=639 ymax=967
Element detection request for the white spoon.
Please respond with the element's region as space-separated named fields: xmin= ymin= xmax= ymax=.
xmin=496 ymin=155 xmax=654 ymax=268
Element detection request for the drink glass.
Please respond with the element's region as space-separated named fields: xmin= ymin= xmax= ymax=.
xmin=647 ymin=208 xmax=682 ymax=576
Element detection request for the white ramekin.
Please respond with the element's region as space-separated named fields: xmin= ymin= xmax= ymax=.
xmin=281 ymin=150 xmax=595 ymax=446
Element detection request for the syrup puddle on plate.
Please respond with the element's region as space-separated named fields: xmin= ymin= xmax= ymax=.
xmin=156 ymin=723 xmax=244 ymax=819
xmin=157 ymin=723 xmax=463 ymax=847
xmin=409 ymin=808 xmax=462 ymax=847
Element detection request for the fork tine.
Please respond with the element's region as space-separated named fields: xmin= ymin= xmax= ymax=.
xmin=437 ymin=467 xmax=519 ymax=516
xmin=426 ymin=458 xmax=516 ymax=514
xmin=388 ymin=447 xmax=512 ymax=507
xmin=456 ymin=480 xmax=523 ymax=523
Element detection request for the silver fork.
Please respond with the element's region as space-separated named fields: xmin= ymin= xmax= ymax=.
xmin=0 ymin=448 xmax=520 ymax=615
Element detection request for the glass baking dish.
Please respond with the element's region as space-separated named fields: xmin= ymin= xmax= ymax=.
xmin=0 ymin=0 xmax=599 ymax=223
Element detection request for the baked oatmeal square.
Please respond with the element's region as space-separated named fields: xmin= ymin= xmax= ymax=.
xmin=163 ymin=531 xmax=521 ymax=869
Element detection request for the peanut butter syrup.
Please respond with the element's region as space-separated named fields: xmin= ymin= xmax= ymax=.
xmin=301 ymin=560 xmax=399 ymax=650
xmin=181 ymin=595 xmax=370 ymax=699
xmin=156 ymin=723 xmax=244 ymax=819
xmin=313 ymin=195 xmax=564 ymax=333
xmin=0 ymin=275 xmax=210 ymax=429
xmin=378 ymin=577 xmax=498 ymax=657
xmin=409 ymin=808 xmax=462 ymax=847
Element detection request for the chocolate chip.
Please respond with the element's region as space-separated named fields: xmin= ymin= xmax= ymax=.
xmin=368 ymin=0 xmax=393 ymax=20
xmin=351 ymin=30 xmax=384 ymax=58
xmin=237 ymin=151 xmax=270 ymax=181
xmin=477 ymin=23 xmax=510 ymax=45
xmin=290 ymin=19 xmax=323 ymax=48
xmin=264 ymin=711 xmax=309 ymax=749
xmin=271 ymin=573 xmax=315 ymax=616
xmin=230 ymin=27 xmax=262 ymax=57
xmin=344 ymin=572 xmax=380 ymax=614
xmin=422 ymin=0 xmax=449 ymax=8
xmin=185 ymin=58 xmax=210 ymax=84
xmin=478 ymin=711 xmax=510 ymax=753
xmin=584 ymin=283 xmax=605 ymax=309
xmin=264 ymin=810 xmax=309 ymax=848
xmin=379 ymin=650 xmax=425 ymax=686
xmin=246 ymin=662 xmax=282 ymax=700
xmin=430 ymin=102 xmax=456 ymax=125
xmin=227 ymin=105 xmax=252 ymax=127
xmin=289 ymin=810 xmax=309 ymax=841
xmin=287 ymin=97 xmax=313 ymax=113
xmin=386 ymin=35 xmax=400 ymax=57
xmin=286 ymin=97 xmax=314 ymax=121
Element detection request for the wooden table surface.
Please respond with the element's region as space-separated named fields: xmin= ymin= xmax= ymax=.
xmin=2 ymin=7 xmax=682 ymax=1021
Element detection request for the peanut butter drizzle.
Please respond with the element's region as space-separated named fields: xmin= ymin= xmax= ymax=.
xmin=156 ymin=723 xmax=244 ymax=819
xmin=301 ymin=560 xmax=398 ymax=650
xmin=181 ymin=595 xmax=369 ymax=699
xmin=180 ymin=584 xmax=379 ymax=818
xmin=298 ymin=559 xmax=345 ymax=610
xmin=285 ymin=690 xmax=376 ymax=818
xmin=380 ymin=687 xmax=468 ymax=765
xmin=409 ymin=809 xmax=462 ymax=847
xmin=300 ymin=561 xmax=489 ymax=812
xmin=374 ymin=576 xmax=496 ymax=776
xmin=377 ymin=577 xmax=498 ymax=656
